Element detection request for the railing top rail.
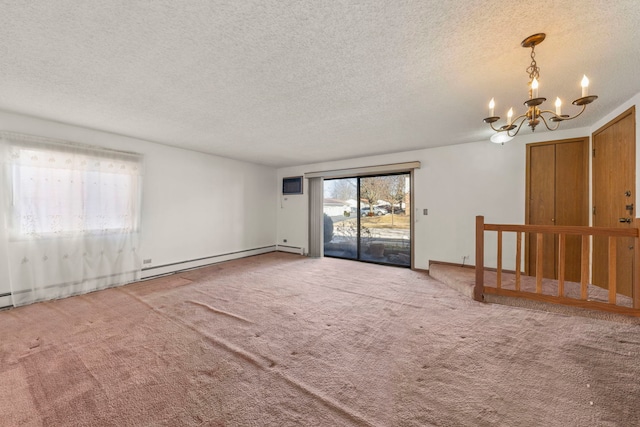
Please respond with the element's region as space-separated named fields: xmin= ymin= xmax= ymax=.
xmin=484 ymin=223 xmax=638 ymax=237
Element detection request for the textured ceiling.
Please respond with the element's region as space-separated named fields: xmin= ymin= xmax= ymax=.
xmin=0 ymin=1 xmax=639 ymax=167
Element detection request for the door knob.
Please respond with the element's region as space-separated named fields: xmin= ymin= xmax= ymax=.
xmin=619 ymin=217 xmax=632 ymax=223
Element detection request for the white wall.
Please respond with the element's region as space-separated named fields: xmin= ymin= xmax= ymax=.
xmin=0 ymin=110 xmax=277 ymax=304
xmin=277 ymin=127 xmax=593 ymax=271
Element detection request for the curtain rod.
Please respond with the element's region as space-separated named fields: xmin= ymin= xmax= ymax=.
xmin=304 ymin=161 xmax=420 ymax=179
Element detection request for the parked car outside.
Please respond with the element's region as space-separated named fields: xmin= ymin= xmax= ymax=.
xmin=374 ymin=206 xmax=389 ymax=214
xmin=360 ymin=206 xmax=386 ymax=216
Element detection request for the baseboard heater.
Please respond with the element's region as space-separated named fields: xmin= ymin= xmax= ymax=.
xmin=276 ymin=245 xmax=305 ymax=255
xmin=0 ymin=292 xmax=12 ymax=310
xmin=0 ymin=246 xmax=297 ymax=306
xmin=0 ymin=270 xmax=140 ymax=308
xmin=140 ymin=245 xmax=277 ymax=280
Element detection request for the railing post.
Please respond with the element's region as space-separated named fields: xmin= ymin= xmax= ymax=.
xmin=535 ymin=233 xmax=543 ymax=294
xmin=635 ymin=219 xmax=640 ymax=309
xmin=474 ymin=215 xmax=485 ymax=302
xmin=608 ymin=236 xmax=617 ymax=304
xmin=515 ymin=231 xmax=522 ymax=291
xmin=581 ymin=235 xmax=590 ymax=300
xmin=496 ymin=230 xmax=502 ymax=289
xmin=558 ymin=233 xmax=566 ymax=297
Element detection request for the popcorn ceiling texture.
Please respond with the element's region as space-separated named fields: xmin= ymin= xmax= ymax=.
xmin=1 ymin=252 xmax=639 ymax=425
xmin=0 ymin=1 xmax=638 ymax=166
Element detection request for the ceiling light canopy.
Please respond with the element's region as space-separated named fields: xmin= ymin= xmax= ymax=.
xmin=483 ymin=33 xmax=597 ymax=141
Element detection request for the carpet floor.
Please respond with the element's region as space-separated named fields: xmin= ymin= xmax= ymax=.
xmin=1 ymin=252 xmax=639 ymax=426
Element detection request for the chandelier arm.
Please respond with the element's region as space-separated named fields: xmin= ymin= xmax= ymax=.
xmin=556 ymin=104 xmax=588 ymax=121
xmin=538 ymin=108 xmax=563 ymax=130
xmin=510 ymin=113 xmax=528 ymax=126
xmin=507 ymin=116 xmax=528 ymax=137
xmin=538 ymin=114 xmax=561 ymax=131
xmin=488 ymin=123 xmax=502 ymax=132
xmin=487 ymin=122 xmax=503 ymax=132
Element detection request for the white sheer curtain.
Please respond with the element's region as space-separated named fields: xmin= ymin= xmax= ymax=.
xmin=2 ymin=132 xmax=143 ymax=306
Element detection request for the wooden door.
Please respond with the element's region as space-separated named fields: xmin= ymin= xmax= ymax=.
xmin=592 ymin=107 xmax=636 ymax=296
xmin=526 ymin=138 xmax=589 ymax=281
xmin=527 ymin=143 xmax=557 ymax=278
xmin=555 ymin=141 xmax=588 ymax=281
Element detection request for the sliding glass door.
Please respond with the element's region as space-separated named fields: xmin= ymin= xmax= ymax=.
xmin=323 ymin=173 xmax=411 ymax=267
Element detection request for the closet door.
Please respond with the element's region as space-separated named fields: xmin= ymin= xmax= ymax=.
xmin=527 ymin=143 xmax=557 ymax=279
xmin=555 ymin=140 xmax=589 ymax=281
xmin=526 ymin=138 xmax=588 ymax=281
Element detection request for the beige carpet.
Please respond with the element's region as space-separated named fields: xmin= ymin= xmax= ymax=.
xmin=1 ymin=252 xmax=640 ymax=426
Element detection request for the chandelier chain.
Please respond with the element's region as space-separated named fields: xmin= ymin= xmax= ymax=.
xmin=526 ymin=46 xmax=540 ymax=82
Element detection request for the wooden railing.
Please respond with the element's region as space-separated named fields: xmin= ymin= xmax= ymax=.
xmin=475 ymin=215 xmax=640 ymax=316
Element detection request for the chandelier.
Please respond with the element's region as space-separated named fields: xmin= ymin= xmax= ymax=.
xmin=483 ymin=33 xmax=597 ymax=140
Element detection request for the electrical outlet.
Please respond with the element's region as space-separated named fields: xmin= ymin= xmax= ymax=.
xmin=423 ymin=208 xmax=428 ymax=215
xmin=143 ymin=259 xmax=152 ymax=264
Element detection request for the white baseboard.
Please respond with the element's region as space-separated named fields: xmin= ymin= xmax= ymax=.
xmin=140 ymin=245 xmax=277 ymax=280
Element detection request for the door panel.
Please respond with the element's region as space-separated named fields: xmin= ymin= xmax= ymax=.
xmin=527 ymin=144 xmax=556 ymax=278
xmin=593 ymin=107 xmax=635 ymax=296
xmin=555 ymin=141 xmax=588 ymax=281
xmin=323 ymin=178 xmax=358 ymax=259
xmin=359 ymin=175 xmax=411 ymax=266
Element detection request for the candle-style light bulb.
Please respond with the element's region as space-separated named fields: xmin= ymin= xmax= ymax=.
xmin=507 ymin=108 xmax=514 ymax=125
xmin=489 ymin=98 xmax=495 ymax=117
xmin=531 ymin=78 xmax=539 ymax=98
xmin=555 ymin=97 xmax=562 ymax=116
xmin=581 ymin=75 xmax=589 ymax=97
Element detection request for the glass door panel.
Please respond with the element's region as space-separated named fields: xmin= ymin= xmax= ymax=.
xmin=323 ymin=178 xmax=358 ymax=259
xmin=359 ymin=174 xmax=411 ymax=266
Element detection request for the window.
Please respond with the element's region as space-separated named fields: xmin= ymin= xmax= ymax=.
xmin=7 ymin=138 xmax=142 ymax=238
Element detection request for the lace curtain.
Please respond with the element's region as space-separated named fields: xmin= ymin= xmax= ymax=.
xmin=2 ymin=132 xmax=143 ymax=306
